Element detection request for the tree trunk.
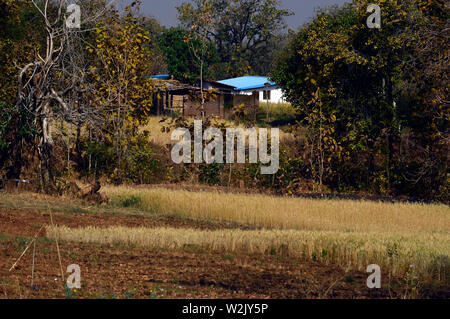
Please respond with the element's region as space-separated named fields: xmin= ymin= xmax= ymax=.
xmin=5 ymin=143 xmax=24 ymax=180
xmin=386 ymin=76 xmax=395 ymax=193
xmin=38 ymin=114 xmax=56 ymax=194
xmin=200 ymin=60 xmax=205 ymax=121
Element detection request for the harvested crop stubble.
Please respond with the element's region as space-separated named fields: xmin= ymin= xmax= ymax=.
xmin=47 ymin=225 xmax=450 ymax=285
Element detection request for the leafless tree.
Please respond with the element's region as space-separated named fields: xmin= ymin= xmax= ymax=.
xmin=184 ymin=1 xmax=215 ymax=121
xmin=16 ymin=0 xmax=116 ymax=192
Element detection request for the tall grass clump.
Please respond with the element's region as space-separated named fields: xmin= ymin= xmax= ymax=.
xmin=258 ymin=102 xmax=297 ymax=122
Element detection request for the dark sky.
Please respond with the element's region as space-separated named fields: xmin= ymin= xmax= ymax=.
xmin=133 ymin=0 xmax=351 ymax=30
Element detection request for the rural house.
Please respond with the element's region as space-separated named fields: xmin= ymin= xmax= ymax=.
xmin=217 ymin=76 xmax=286 ymax=104
xmin=150 ymin=75 xmax=285 ymax=118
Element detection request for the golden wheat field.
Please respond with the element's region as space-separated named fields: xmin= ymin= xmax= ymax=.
xmin=1 ymin=187 xmax=449 ymax=297
xmin=66 ymin=186 xmax=450 ymax=285
xmin=46 ymin=224 xmax=450 ymax=284
xmin=103 ymin=186 xmax=450 ymax=234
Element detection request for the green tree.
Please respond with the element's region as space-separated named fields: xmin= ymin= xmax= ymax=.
xmin=158 ymin=28 xmax=218 ymax=84
xmin=143 ymin=17 xmax=168 ymax=75
xmin=12 ymin=0 xmax=122 ymax=192
xmin=0 ymin=0 xmax=43 ymax=179
xmin=0 ymin=0 xmax=44 ymax=105
xmin=87 ymin=3 xmax=157 ymax=179
xmin=272 ymin=0 xmax=447 ymax=198
xmin=396 ymin=0 xmax=449 ymax=198
xmin=177 ymin=0 xmax=291 ymax=77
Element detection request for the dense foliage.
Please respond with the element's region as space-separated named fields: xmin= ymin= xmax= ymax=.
xmin=158 ymin=28 xmax=219 ymax=84
xmin=272 ymin=0 xmax=448 ymax=199
xmin=176 ymin=0 xmax=291 ymax=78
xmin=0 ymin=0 xmax=447 ymax=201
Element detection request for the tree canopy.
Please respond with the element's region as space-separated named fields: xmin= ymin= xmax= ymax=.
xmin=177 ymin=0 xmax=291 ymax=78
xmin=271 ymin=0 xmax=448 ymax=199
xmin=158 ymin=28 xmax=218 ymax=84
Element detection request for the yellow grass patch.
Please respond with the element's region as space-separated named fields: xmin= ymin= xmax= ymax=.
xmin=46 ymin=225 xmax=450 ymax=284
xmin=103 ymin=186 xmax=450 ymax=234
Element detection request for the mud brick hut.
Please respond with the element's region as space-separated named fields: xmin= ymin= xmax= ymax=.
xmin=150 ymin=75 xmax=278 ymax=119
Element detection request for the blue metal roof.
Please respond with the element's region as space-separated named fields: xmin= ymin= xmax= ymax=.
xmin=217 ymin=76 xmax=276 ymax=91
xmin=150 ymin=74 xmax=171 ymax=80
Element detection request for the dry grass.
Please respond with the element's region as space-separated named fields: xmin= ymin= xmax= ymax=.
xmin=46 ymin=225 xmax=450 ymax=285
xmin=140 ymin=116 xmax=175 ymax=146
xmin=98 ymin=186 xmax=450 ymax=285
xmin=5 ymin=186 xmax=446 ymax=287
xmin=257 ymin=102 xmax=297 ymax=122
xmin=103 ymin=186 xmax=450 ymax=234
xmin=140 ymin=116 xmax=294 ymax=147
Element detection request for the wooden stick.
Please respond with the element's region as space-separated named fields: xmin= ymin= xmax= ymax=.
xmin=9 ymin=225 xmax=44 ymax=272
xmin=9 ymin=238 xmax=36 ymax=272
xmin=31 ymin=239 xmax=36 ymax=287
xmin=49 ymin=209 xmax=65 ymax=282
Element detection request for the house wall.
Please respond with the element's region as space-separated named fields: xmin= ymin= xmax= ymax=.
xmin=259 ymin=89 xmax=287 ymax=104
xmin=233 ymin=94 xmax=253 ymax=107
xmin=182 ymin=94 xmax=225 ymax=117
xmin=233 ymin=92 xmax=260 ymax=108
xmin=233 ymin=92 xmax=259 ymax=118
xmin=177 ymin=91 xmax=259 ymax=119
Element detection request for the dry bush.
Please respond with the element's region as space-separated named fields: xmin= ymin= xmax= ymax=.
xmin=139 ymin=116 xmax=294 ymax=147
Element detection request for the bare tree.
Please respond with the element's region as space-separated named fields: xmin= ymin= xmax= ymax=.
xmin=184 ymin=0 xmax=215 ymax=120
xmin=16 ymin=0 xmax=114 ymax=192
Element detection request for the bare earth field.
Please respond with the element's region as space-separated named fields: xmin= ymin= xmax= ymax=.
xmin=0 ymin=190 xmax=448 ymax=299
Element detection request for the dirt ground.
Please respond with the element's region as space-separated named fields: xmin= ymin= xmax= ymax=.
xmin=0 ymin=208 xmax=447 ymax=299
